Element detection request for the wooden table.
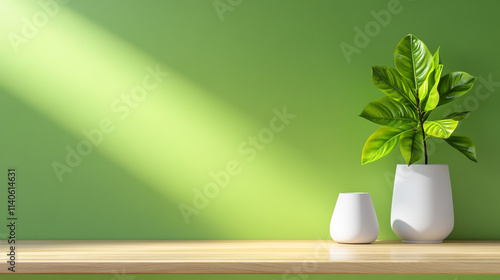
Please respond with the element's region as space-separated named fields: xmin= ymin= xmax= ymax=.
xmin=1 ymin=240 xmax=500 ymax=274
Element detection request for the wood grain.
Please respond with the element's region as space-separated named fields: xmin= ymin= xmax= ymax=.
xmin=1 ymin=240 xmax=500 ymax=274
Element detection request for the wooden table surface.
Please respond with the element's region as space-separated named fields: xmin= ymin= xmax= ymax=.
xmin=1 ymin=240 xmax=500 ymax=274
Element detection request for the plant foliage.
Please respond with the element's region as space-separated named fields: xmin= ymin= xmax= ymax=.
xmin=361 ymin=34 xmax=477 ymax=165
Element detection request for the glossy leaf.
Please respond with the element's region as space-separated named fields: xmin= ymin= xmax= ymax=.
xmin=423 ymin=64 xmax=442 ymax=111
xmin=418 ymin=73 xmax=429 ymax=101
xmin=394 ymin=34 xmax=434 ymax=92
xmin=423 ymin=111 xmax=432 ymax=121
xmin=400 ymin=129 xmax=424 ymax=165
xmin=372 ymin=66 xmax=416 ymax=106
xmin=437 ymin=72 xmax=477 ymax=106
xmin=362 ymin=126 xmax=411 ymax=164
xmin=444 ymin=135 xmax=477 ymax=162
xmin=444 ymin=111 xmax=470 ymax=121
xmin=423 ymin=119 xmax=459 ymax=139
xmin=433 ymin=47 xmax=440 ymax=66
xmin=418 ymin=48 xmax=442 ymax=111
xmin=418 ymin=48 xmax=439 ymax=102
xmin=359 ymin=96 xmax=418 ymax=127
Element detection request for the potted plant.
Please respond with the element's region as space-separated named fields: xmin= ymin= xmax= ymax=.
xmin=360 ymin=34 xmax=477 ymax=243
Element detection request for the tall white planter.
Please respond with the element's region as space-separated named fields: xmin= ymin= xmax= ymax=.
xmin=330 ymin=193 xmax=379 ymax=244
xmin=391 ymin=164 xmax=454 ymax=243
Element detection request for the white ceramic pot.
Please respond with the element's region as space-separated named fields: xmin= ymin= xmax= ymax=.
xmin=391 ymin=164 xmax=454 ymax=243
xmin=330 ymin=192 xmax=379 ymax=244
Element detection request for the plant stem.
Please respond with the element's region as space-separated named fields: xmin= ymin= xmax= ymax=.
xmin=421 ymin=125 xmax=428 ymax=164
xmin=415 ymin=94 xmax=428 ymax=164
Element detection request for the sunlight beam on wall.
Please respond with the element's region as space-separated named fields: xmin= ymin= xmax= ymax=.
xmin=0 ymin=0 xmax=334 ymax=236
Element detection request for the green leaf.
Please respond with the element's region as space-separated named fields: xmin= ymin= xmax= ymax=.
xmin=418 ymin=73 xmax=429 ymax=101
xmin=394 ymin=34 xmax=434 ymax=92
xmin=399 ymin=129 xmax=424 ymax=165
xmin=423 ymin=119 xmax=459 ymax=139
xmin=418 ymin=48 xmax=439 ymax=102
xmin=372 ymin=66 xmax=416 ymax=106
xmin=423 ymin=111 xmax=432 ymax=121
xmin=433 ymin=47 xmax=440 ymax=66
xmin=362 ymin=126 xmax=412 ymax=164
xmin=444 ymin=135 xmax=477 ymax=162
xmin=437 ymin=72 xmax=477 ymax=106
xmin=359 ymin=96 xmax=418 ymax=127
xmin=444 ymin=111 xmax=470 ymax=121
xmin=423 ymin=64 xmax=443 ymax=111
xmin=419 ymin=48 xmax=442 ymax=111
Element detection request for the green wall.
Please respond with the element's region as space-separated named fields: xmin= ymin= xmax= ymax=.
xmin=1 ymin=0 xmax=500 ymax=279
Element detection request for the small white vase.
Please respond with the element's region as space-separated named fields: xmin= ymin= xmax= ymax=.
xmin=330 ymin=192 xmax=379 ymax=244
xmin=391 ymin=164 xmax=454 ymax=243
